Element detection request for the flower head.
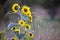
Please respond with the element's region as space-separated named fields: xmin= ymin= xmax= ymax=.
xmin=21 ymin=5 xmax=30 ymax=15
xmin=12 ymin=35 xmax=18 ymax=40
xmin=12 ymin=3 xmax=20 ymax=12
xmin=25 ymin=23 xmax=31 ymax=30
xmin=15 ymin=29 xmax=21 ymax=34
xmin=11 ymin=27 xmax=20 ymax=34
xmin=11 ymin=27 xmax=17 ymax=31
xmin=18 ymin=20 xmax=25 ymax=26
xmin=29 ymin=33 xmax=34 ymax=38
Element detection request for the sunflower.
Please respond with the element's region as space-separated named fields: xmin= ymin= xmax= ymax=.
xmin=12 ymin=35 xmax=18 ymax=40
xmin=25 ymin=23 xmax=31 ymax=30
xmin=12 ymin=3 xmax=20 ymax=12
xmin=15 ymin=29 xmax=21 ymax=34
xmin=11 ymin=27 xmax=20 ymax=34
xmin=18 ymin=20 xmax=25 ymax=26
xmin=29 ymin=16 xmax=32 ymax=22
xmin=29 ymin=33 xmax=34 ymax=38
xmin=25 ymin=30 xmax=34 ymax=38
xmin=21 ymin=5 xmax=31 ymax=15
xmin=11 ymin=27 xmax=17 ymax=31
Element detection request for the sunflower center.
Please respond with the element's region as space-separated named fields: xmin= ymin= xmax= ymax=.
xmin=21 ymin=22 xmax=23 ymax=24
xmin=26 ymin=26 xmax=29 ymax=29
xmin=30 ymin=33 xmax=32 ymax=36
xmin=13 ymin=27 xmax=15 ymax=30
xmin=12 ymin=39 xmax=14 ymax=40
xmin=16 ymin=31 xmax=19 ymax=33
xmin=24 ymin=9 xmax=28 ymax=12
xmin=15 ymin=6 xmax=18 ymax=10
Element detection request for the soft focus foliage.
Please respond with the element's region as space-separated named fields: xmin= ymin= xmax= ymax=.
xmin=0 ymin=30 xmax=4 ymax=40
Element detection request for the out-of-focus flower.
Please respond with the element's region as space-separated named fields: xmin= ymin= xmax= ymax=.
xmin=11 ymin=27 xmax=20 ymax=34
xmin=24 ymin=29 xmax=34 ymax=38
xmin=14 ymin=29 xmax=21 ymax=34
xmin=25 ymin=23 xmax=31 ymax=30
xmin=12 ymin=35 xmax=18 ymax=40
xmin=18 ymin=20 xmax=25 ymax=26
xmin=21 ymin=5 xmax=30 ymax=15
xmin=29 ymin=33 xmax=34 ymax=38
xmin=12 ymin=3 xmax=20 ymax=12
xmin=27 ymin=12 xmax=32 ymax=17
xmin=11 ymin=27 xmax=17 ymax=31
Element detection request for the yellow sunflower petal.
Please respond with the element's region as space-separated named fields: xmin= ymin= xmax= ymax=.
xmin=26 ymin=12 xmax=32 ymax=17
xmin=29 ymin=16 xmax=32 ymax=22
xmin=18 ymin=20 xmax=25 ymax=26
xmin=12 ymin=3 xmax=20 ymax=12
xmin=21 ymin=5 xmax=31 ymax=15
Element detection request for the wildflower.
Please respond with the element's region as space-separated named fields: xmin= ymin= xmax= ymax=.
xmin=12 ymin=3 xmax=20 ymax=12
xmin=12 ymin=35 xmax=18 ymax=40
xmin=29 ymin=33 xmax=34 ymax=38
xmin=25 ymin=23 xmax=31 ymax=30
xmin=24 ymin=29 xmax=34 ymax=38
xmin=21 ymin=5 xmax=30 ymax=15
xmin=18 ymin=20 xmax=25 ymax=26
xmin=15 ymin=29 xmax=21 ymax=34
xmin=27 ymin=12 xmax=32 ymax=17
xmin=11 ymin=27 xmax=17 ymax=31
xmin=11 ymin=27 xmax=20 ymax=34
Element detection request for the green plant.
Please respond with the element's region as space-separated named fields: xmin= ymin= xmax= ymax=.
xmin=0 ymin=30 xmax=4 ymax=40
